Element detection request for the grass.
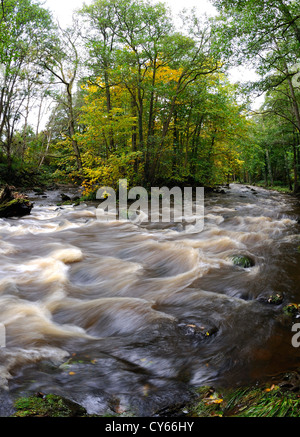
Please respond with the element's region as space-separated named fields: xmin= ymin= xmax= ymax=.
xmin=187 ymin=382 xmax=300 ymax=417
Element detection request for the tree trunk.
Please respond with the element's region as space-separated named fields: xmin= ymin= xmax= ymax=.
xmin=277 ymin=42 xmax=300 ymax=192
xmin=104 ymin=69 xmax=115 ymax=151
xmin=265 ymin=149 xmax=274 ymax=186
xmin=67 ymin=85 xmax=82 ymax=171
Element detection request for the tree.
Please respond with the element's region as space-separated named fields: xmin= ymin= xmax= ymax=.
xmin=0 ymin=0 xmax=54 ymax=168
xmin=38 ymin=18 xmax=83 ymax=171
xmin=212 ymin=0 xmax=300 ymax=191
xmin=79 ymin=0 xmax=225 ymax=187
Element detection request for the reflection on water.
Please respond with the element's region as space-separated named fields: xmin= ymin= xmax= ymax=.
xmin=0 ymin=184 xmax=299 ymax=416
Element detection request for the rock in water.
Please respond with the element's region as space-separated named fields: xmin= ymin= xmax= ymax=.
xmin=231 ymin=254 xmax=255 ymax=268
xmin=61 ymin=193 xmax=71 ymax=202
xmin=0 ymin=185 xmax=33 ymax=218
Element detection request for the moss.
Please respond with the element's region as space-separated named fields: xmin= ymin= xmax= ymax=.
xmin=267 ymin=293 xmax=284 ymax=305
xmin=231 ymin=255 xmax=255 ymax=268
xmin=13 ymin=393 xmax=87 ymax=417
xmin=283 ymin=303 xmax=300 ymax=317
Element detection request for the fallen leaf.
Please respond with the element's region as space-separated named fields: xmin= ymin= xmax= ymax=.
xmin=212 ymin=398 xmax=223 ymax=404
xmin=143 ymin=384 xmax=150 ymax=396
xmin=264 ymin=384 xmax=278 ymax=392
xmin=204 ymin=394 xmax=224 ymax=405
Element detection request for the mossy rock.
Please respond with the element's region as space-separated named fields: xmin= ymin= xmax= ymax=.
xmin=13 ymin=393 xmax=87 ymax=417
xmin=0 ymin=198 xmax=33 ymax=218
xmin=283 ymin=303 xmax=300 ymax=317
xmin=231 ymin=255 xmax=255 ymax=268
xmin=267 ymin=293 xmax=284 ymax=305
xmin=0 ymin=185 xmax=33 ymax=218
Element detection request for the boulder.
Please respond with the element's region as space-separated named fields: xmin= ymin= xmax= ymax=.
xmin=0 ymin=185 xmax=33 ymax=218
xmin=61 ymin=193 xmax=71 ymax=202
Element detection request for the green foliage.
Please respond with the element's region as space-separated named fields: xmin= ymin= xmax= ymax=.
xmin=211 ymin=0 xmax=300 ymax=191
xmin=0 ymin=159 xmax=55 ymax=188
xmin=188 ymin=383 xmax=300 ymax=417
xmin=75 ymin=0 xmax=251 ymax=191
xmin=0 ymin=0 xmax=298 ymax=192
xmin=0 ymin=0 xmax=55 ymax=163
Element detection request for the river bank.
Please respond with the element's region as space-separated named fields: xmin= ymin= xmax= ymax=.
xmin=9 ymin=368 xmax=300 ymax=417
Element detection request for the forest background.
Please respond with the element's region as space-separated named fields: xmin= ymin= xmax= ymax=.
xmin=1 ymin=0 xmax=300 ymax=197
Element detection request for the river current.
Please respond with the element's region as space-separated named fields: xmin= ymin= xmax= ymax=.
xmin=0 ymin=183 xmax=299 ymax=416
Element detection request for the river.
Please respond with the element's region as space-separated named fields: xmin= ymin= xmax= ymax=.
xmin=0 ymin=183 xmax=299 ymax=416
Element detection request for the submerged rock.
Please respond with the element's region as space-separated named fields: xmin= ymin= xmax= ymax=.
xmin=231 ymin=254 xmax=255 ymax=268
xmin=178 ymin=323 xmax=218 ymax=340
xmin=0 ymin=185 xmax=33 ymax=218
xmin=257 ymin=293 xmax=284 ymax=307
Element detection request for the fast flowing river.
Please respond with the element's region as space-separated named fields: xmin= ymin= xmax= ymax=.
xmin=0 ymin=184 xmax=299 ymax=416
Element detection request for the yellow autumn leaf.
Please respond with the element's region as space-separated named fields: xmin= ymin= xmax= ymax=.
xmin=264 ymin=384 xmax=278 ymax=392
xmin=212 ymin=398 xmax=224 ymax=404
xmin=204 ymin=394 xmax=224 ymax=405
xmin=208 ymin=395 xmax=224 ymax=404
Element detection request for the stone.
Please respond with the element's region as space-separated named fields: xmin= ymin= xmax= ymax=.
xmin=283 ymin=304 xmax=300 ymax=318
xmin=61 ymin=193 xmax=71 ymax=202
xmin=231 ymin=255 xmax=255 ymax=268
xmin=267 ymin=293 xmax=284 ymax=305
xmin=0 ymin=185 xmax=33 ymax=218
